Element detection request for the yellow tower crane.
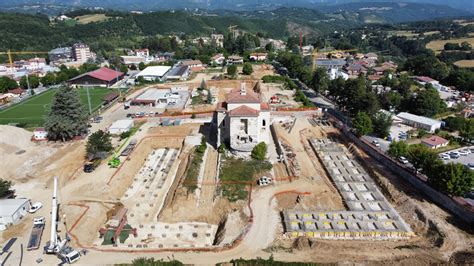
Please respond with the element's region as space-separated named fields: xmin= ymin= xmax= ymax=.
xmin=311 ymin=48 xmax=358 ymax=72
xmin=0 ymin=50 xmax=49 ymax=67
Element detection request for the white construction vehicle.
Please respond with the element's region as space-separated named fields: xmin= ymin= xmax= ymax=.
xmin=43 ymin=177 xmax=81 ymax=264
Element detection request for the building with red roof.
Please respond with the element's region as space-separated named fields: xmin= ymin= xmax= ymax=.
xmin=421 ymin=135 xmax=449 ymax=149
xmin=68 ymin=67 xmax=124 ymax=87
xmin=216 ymin=82 xmax=270 ymax=152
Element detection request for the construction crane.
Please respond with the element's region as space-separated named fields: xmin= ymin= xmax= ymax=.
xmin=0 ymin=50 xmax=49 ymax=67
xmin=311 ymin=48 xmax=358 ymax=72
xmin=228 ymin=25 xmax=238 ymax=38
xmin=44 ymin=176 xmax=81 ymax=264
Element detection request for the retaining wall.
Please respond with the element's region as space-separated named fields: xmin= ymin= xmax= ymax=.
xmin=341 ymin=128 xmax=474 ymax=226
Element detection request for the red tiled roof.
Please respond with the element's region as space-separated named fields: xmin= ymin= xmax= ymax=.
xmin=8 ymin=88 xmax=25 ymax=95
xmin=421 ymin=136 xmax=449 ymax=146
xmin=70 ymin=67 xmax=123 ymax=83
xmin=228 ymin=105 xmax=259 ymax=117
xmin=417 ymin=76 xmax=436 ymax=83
xmin=227 ymin=88 xmax=260 ymax=103
xmin=260 ymin=102 xmax=270 ymax=110
xmin=88 ymin=67 xmax=124 ymax=82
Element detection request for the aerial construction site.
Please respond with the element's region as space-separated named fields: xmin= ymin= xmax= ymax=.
xmin=0 ymin=64 xmax=472 ymax=265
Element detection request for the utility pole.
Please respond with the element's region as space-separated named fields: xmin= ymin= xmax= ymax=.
xmin=26 ymin=74 xmax=31 ymax=96
xmin=86 ymin=86 xmax=92 ymax=115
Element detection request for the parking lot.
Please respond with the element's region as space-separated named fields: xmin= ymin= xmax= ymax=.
xmin=438 ymin=146 xmax=474 ymax=169
xmin=389 ymin=124 xmax=415 ymax=142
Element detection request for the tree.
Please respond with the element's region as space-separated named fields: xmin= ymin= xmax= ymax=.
xmin=311 ymin=68 xmax=329 ymax=93
xmin=119 ymin=64 xmax=128 ymax=74
xmin=353 ymin=112 xmax=373 ymax=136
xmin=251 ymin=142 xmax=267 ymax=161
xmin=19 ymin=75 xmax=40 ymax=90
xmin=86 ymin=130 xmax=113 ymax=158
xmin=44 ymin=86 xmax=88 ymax=141
xmin=429 ymin=163 xmax=474 ymax=197
xmin=407 ymin=144 xmax=440 ymax=174
xmin=196 ymin=136 xmax=207 ymax=153
xmin=242 ymin=63 xmax=253 ymax=75
xmin=265 ymin=42 xmax=273 ymax=52
xmin=408 ymin=86 xmax=446 ymax=117
xmin=227 ymin=64 xmax=237 ymax=77
xmin=372 ymin=112 xmax=392 ymax=138
xmin=459 ymin=118 xmax=474 ymax=142
xmin=404 ymin=55 xmax=450 ymax=81
xmin=138 ymin=62 xmax=146 ymax=71
xmin=40 ymin=73 xmax=57 ymax=86
xmin=0 ymin=179 xmax=14 ymax=198
xmin=0 ymin=76 xmax=18 ymax=93
xmin=387 ymin=141 xmax=409 ymax=158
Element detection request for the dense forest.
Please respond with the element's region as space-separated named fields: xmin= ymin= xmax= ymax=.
xmin=0 ymin=8 xmax=349 ymax=55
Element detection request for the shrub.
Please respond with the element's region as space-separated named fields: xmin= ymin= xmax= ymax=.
xmin=251 ymin=142 xmax=267 ymax=161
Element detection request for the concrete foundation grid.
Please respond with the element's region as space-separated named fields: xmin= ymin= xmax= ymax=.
xmin=282 ymin=138 xmax=414 ymax=240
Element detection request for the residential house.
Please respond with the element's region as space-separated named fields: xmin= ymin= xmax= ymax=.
xmin=211 ymin=54 xmax=225 ymax=65
xmin=421 ymin=135 xmax=449 ymax=149
xmin=364 ymin=52 xmax=378 ymax=61
xmin=181 ymin=60 xmax=205 ymax=72
xmin=135 ymin=48 xmax=150 ymax=57
xmin=226 ymin=55 xmax=244 ymax=65
xmin=211 ymin=34 xmax=224 ymax=47
xmin=345 ymin=63 xmax=367 ymax=76
xmin=249 ymin=53 xmax=267 ymax=62
xmin=156 ymin=52 xmax=174 ymax=62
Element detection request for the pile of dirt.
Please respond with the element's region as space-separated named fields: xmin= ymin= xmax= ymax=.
xmin=0 ymin=125 xmax=33 ymax=152
xmin=292 ymin=236 xmax=312 ymax=250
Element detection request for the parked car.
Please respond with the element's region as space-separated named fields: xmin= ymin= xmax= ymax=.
xmin=398 ymin=156 xmax=409 ymax=164
xmin=33 ymin=216 xmax=46 ymax=225
xmin=450 ymin=153 xmax=460 ymax=159
xmin=467 ymin=163 xmax=474 ymax=171
xmin=459 ymin=149 xmax=471 ymax=156
xmin=372 ymin=140 xmax=380 ymax=147
xmin=439 ymin=154 xmax=450 ymax=160
xmin=28 ymin=202 xmax=43 ymax=213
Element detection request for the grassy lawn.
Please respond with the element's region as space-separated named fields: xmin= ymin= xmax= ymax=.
xmin=426 ymin=37 xmax=474 ymax=54
xmin=219 ymin=157 xmax=272 ymax=202
xmin=454 ymin=60 xmax=474 ymax=68
xmin=0 ymin=87 xmax=114 ymax=127
xmin=75 ymin=14 xmax=110 ymax=24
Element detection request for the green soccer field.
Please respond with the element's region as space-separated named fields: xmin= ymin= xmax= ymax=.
xmin=0 ymin=87 xmax=115 ymax=127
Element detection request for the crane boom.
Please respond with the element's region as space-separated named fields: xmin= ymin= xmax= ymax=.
xmin=47 ymin=176 xmax=59 ymax=253
xmin=0 ymin=50 xmax=49 ymax=67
